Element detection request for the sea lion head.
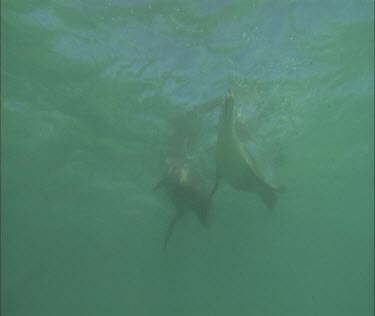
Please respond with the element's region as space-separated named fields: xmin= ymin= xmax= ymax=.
xmin=168 ymin=160 xmax=191 ymax=185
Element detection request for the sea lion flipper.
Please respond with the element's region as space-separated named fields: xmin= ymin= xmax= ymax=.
xmin=194 ymin=206 xmax=211 ymax=229
xmin=277 ymin=184 xmax=287 ymax=194
xmin=260 ymin=189 xmax=277 ymax=209
xmin=163 ymin=212 xmax=184 ymax=250
xmin=210 ymin=172 xmax=221 ymax=197
xmin=259 ymin=183 xmax=287 ymax=209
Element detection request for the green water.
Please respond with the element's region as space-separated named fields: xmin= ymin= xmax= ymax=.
xmin=1 ymin=1 xmax=373 ymax=315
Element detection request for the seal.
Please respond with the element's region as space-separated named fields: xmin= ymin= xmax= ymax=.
xmin=211 ymin=90 xmax=286 ymax=208
xmin=154 ymin=95 xmax=229 ymax=249
xmin=155 ymin=159 xmax=212 ymax=249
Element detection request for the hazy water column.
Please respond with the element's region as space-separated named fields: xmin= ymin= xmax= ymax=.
xmin=1 ymin=0 xmax=373 ymax=316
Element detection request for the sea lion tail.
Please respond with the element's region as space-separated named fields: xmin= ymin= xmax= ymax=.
xmin=260 ymin=189 xmax=277 ymax=209
xmin=275 ymin=184 xmax=287 ymax=194
xmin=210 ymin=173 xmax=221 ymax=197
xmin=269 ymin=183 xmax=287 ymax=194
xmin=195 ymin=202 xmax=212 ymax=230
xmin=258 ymin=184 xmax=287 ymax=209
xmin=163 ymin=212 xmax=183 ymax=251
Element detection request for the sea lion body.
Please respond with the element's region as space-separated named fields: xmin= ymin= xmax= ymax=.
xmin=212 ymin=91 xmax=285 ymax=208
xmin=155 ymin=160 xmax=212 ymax=249
xmin=154 ymin=98 xmax=225 ymax=249
xmin=157 ymin=160 xmax=212 ymax=227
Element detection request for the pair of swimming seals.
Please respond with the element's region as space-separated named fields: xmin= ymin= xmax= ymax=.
xmin=155 ymin=90 xmax=286 ymax=249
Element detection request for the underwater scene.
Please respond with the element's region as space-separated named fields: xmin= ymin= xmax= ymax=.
xmin=1 ymin=0 xmax=374 ymax=315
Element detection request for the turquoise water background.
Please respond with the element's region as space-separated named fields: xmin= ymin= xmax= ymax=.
xmin=1 ymin=1 xmax=374 ymax=315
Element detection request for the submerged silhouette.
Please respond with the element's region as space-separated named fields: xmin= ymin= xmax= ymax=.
xmin=211 ymin=90 xmax=286 ymax=209
xmin=155 ymin=97 xmax=221 ymax=250
xmin=155 ymin=159 xmax=212 ymax=250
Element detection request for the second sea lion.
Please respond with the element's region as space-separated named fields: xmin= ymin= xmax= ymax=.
xmin=155 ymin=159 xmax=212 ymax=250
xmin=211 ymin=90 xmax=286 ymax=209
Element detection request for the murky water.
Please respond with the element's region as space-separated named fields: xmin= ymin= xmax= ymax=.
xmin=1 ymin=1 xmax=373 ymax=315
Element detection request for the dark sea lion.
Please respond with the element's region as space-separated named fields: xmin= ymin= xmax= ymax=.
xmin=211 ymin=90 xmax=286 ymax=209
xmin=155 ymin=159 xmax=212 ymax=249
xmin=154 ymin=98 xmax=220 ymax=250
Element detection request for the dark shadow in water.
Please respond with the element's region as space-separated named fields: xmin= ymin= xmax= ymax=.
xmin=154 ymin=96 xmax=223 ymax=250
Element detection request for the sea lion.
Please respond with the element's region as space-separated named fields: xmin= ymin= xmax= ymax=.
xmin=155 ymin=159 xmax=212 ymax=249
xmin=154 ymin=97 xmax=220 ymax=250
xmin=211 ymin=90 xmax=286 ymax=208
xmin=155 ymin=97 xmax=231 ymax=249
